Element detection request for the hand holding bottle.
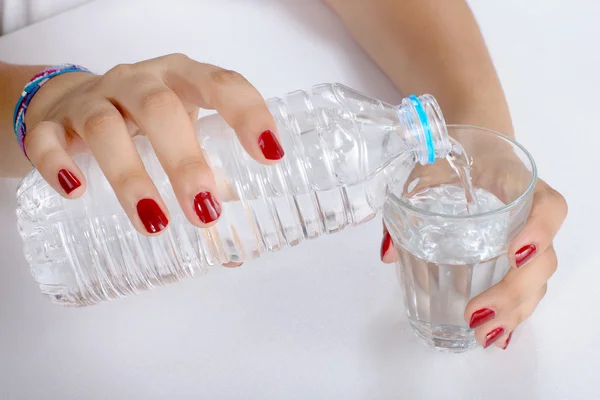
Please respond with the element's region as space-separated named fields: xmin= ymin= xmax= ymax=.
xmin=21 ymin=54 xmax=284 ymax=235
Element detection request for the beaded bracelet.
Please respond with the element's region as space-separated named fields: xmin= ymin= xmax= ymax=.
xmin=13 ymin=64 xmax=92 ymax=159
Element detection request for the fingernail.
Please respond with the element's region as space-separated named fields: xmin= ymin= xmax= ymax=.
xmin=503 ymin=332 xmax=513 ymax=350
xmin=380 ymin=232 xmax=392 ymax=260
xmin=516 ymin=244 xmax=536 ymax=267
xmin=194 ymin=191 xmax=222 ymax=224
xmin=469 ymin=308 xmax=495 ymax=329
xmin=258 ymin=129 xmax=285 ymax=160
xmin=136 ymin=198 xmax=168 ymax=233
xmin=484 ymin=327 xmax=505 ymax=348
xmin=58 ymin=169 xmax=81 ymax=194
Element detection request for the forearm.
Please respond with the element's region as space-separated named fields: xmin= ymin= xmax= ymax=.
xmin=326 ymin=0 xmax=514 ymax=136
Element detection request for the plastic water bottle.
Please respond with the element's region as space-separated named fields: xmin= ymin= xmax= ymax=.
xmin=16 ymin=83 xmax=451 ymax=306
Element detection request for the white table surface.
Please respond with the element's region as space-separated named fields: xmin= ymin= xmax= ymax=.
xmin=0 ymin=0 xmax=598 ymax=399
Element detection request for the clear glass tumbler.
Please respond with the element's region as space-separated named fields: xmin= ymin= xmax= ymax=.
xmin=383 ymin=125 xmax=537 ymax=352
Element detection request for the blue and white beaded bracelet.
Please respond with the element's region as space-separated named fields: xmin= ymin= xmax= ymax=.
xmin=13 ymin=64 xmax=92 ymax=159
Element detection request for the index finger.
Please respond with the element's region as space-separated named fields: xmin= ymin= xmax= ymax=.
xmin=508 ymin=179 xmax=567 ymax=268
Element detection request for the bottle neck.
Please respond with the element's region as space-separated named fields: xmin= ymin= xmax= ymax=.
xmin=395 ymin=94 xmax=451 ymax=165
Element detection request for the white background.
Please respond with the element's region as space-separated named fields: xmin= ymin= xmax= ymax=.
xmin=0 ymin=0 xmax=598 ymax=398
xmin=0 ymin=0 xmax=92 ymax=34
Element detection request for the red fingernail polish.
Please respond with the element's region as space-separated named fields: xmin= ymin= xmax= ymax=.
xmin=58 ymin=169 xmax=81 ymax=194
xmin=194 ymin=191 xmax=222 ymax=224
xmin=136 ymin=198 xmax=168 ymax=234
xmin=516 ymin=244 xmax=536 ymax=267
xmin=469 ymin=308 xmax=495 ymax=329
xmin=484 ymin=327 xmax=505 ymax=348
xmin=503 ymin=332 xmax=513 ymax=350
xmin=380 ymin=232 xmax=392 ymax=260
xmin=258 ymin=130 xmax=285 ymax=160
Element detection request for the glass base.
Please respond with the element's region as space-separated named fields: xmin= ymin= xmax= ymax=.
xmin=410 ymin=320 xmax=477 ymax=353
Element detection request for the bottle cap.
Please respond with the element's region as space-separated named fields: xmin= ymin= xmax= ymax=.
xmin=409 ymin=95 xmax=435 ymax=164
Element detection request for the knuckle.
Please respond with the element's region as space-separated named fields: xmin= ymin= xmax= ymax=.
xmin=552 ymin=190 xmax=568 ymax=218
xmin=546 ymin=247 xmax=559 ymax=275
xmin=539 ymin=187 xmax=568 ymax=218
xmin=173 ymin=155 xmax=209 ymax=175
xmin=517 ymin=307 xmax=532 ymax=325
xmin=143 ymin=53 xmax=190 ymax=69
xmin=517 ymin=285 xmax=547 ymax=323
xmin=210 ymin=68 xmax=246 ymax=85
xmin=113 ymin=171 xmax=147 ymax=193
xmin=168 ymin=52 xmax=190 ymax=63
xmin=82 ymin=108 xmax=122 ymax=137
xmin=105 ymin=63 xmax=134 ymax=80
xmin=23 ymin=122 xmax=67 ymax=166
xmin=33 ymin=148 xmax=57 ymax=171
xmin=140 ymin=88 xmax=179 ymax=114
xmin=224 ymin=102 xmax=268 ymax=133
xmin=496 ymin=279 xmax=523 ymax=309
xmin=23 ymin=123 xmax=44 ymax=150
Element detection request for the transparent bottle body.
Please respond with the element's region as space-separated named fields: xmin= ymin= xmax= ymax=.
xmin=16 ymin=83 xmax=449 ymax=306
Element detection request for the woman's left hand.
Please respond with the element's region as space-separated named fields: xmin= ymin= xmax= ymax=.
xmin=380 ymin=178 xmax=567 ymax=349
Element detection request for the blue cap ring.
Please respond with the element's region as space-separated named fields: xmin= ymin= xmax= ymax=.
xmin=409 ymin=95 xmax=435 ymax=164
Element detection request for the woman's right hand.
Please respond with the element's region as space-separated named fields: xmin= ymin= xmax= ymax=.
xmin=22 ymin=54 xmax=284 ymax=235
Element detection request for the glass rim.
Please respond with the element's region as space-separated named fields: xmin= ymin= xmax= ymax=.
xmin=387 ymin=124 xmax=538 ymax=220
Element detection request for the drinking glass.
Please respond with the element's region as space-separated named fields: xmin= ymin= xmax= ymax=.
xmin=383 ymin=125 xmax=537 ymax=352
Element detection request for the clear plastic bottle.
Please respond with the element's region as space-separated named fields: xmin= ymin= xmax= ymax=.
xmin=16 ymin=83 xmax=451 ymax=306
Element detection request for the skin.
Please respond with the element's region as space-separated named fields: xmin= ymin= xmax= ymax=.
xmin=0 ymin=0 xmax=566 ymax=349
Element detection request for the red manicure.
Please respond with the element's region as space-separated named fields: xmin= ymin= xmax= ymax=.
xmin=503 ymin=332 xmax=513 ymax=350
xmin=484 ymin=327 xmax=505 ymax=348
xmin=258 ymin=130 xmax=285 ymax=160
xmin=380 ymin=231 xmax=392 ymax=260
xmin=194 ymin=191 xmax=222 ymax=224
xmin=469 ymin=308 xmax=495 ymax=329
xmin=136 ymin=198 xmax=168 ymax=234
xmin=57 ymin=169 xmax=81 ymax=194
xmin=516 ymin=244 xmax=536 ymax=267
